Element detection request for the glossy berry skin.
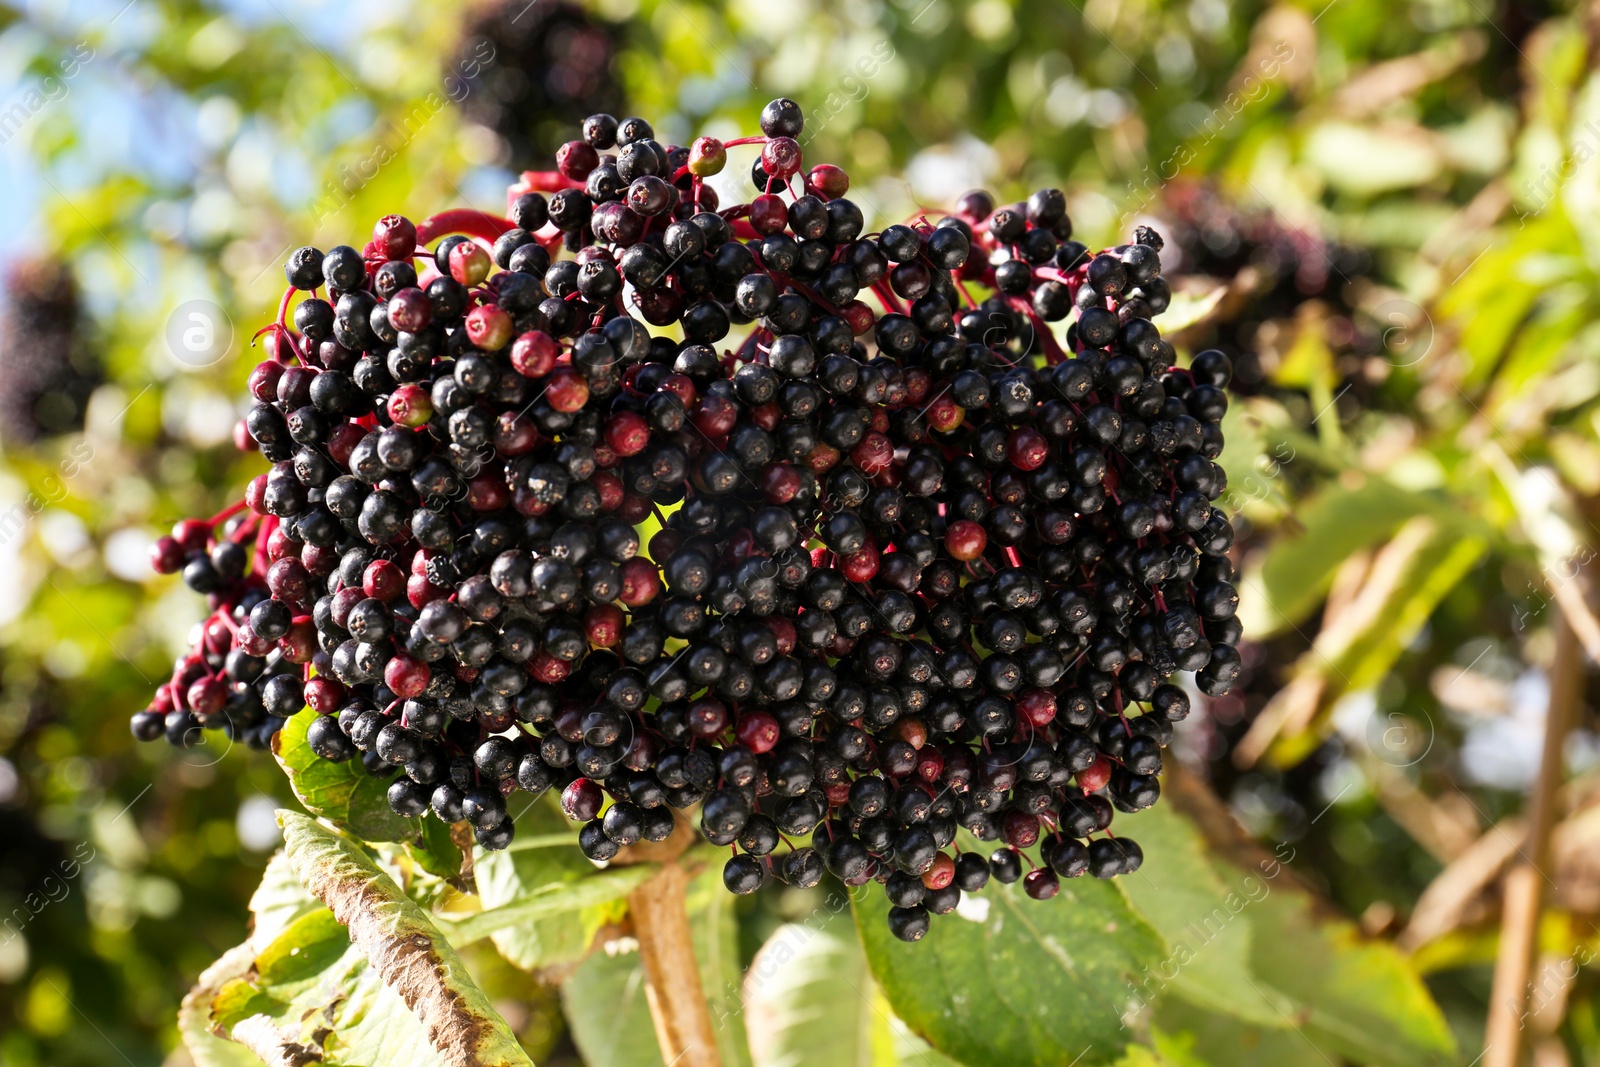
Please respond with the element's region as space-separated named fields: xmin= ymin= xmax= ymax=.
xmin=134 ymin=101 xmax=1233 ymax=943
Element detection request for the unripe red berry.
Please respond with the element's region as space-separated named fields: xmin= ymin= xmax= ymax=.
xmin=851 ymin=432 xmax=893 ymax=476
xmin=173 ymin=518 xmax=211 ymax=553
xmin=546 ymin=369 xmax=589 ymax=412
xmin=761 ymin=136 xmax=802 ymax=179
xmin=363 ymin=559 xmax=405 ymax=602
xmin=187 ymin=676 xmax=227 ymax=716
xmin=372 ymin=214 xmax=417 ymax=260
xmin=387 ymin=288 xmax=431 ymax=332
xmin=808 ymin=163 xmax=849 ymax=199
xmin=605 ymin=411 xmax=651 ymax=457
xmin=1017 ymin=689 xmax=1057 ymax=728
xmin=1024 ymin=868 xmax=1060 ymax=900
xmin=922 ymin=852 xmax=955 ymax=891
xmin=1002 ymin=810 xmax=1040 ymax=849
xmin=150 ymin=535 xmax=185 ymax=574
xmin=586 ymin=604 xmax=625 ymax=648
xmin=944 ymin=520 xmax=987 ymax=562
xmin=448 ymin=241 xmax=491 ymax=286
xmin=1008 ymin=427 xmax=1049 ymax=470
xmin=305 ymin=676 xmax=345 ymax=713
xmin=619 ymin=558 xmax=661 ymax=606
xmin=562 ymin=777 xmax=604 ymax=821
xmin=1077 ymin=756 xmax=1113 ymax=793
xmin=510 ymin=331 xmax=560 ymax=378
xmin=840 ymin=543 xmax=879 ymax=582
xmin=926 ymin=396 xmax=964 ymax=433
xmin=688 ymin=136 xmax=726 ymax=176
xmin=530 ymin=651 xmax=573 ymax=683
xmin=384 ymin=654 xmax=430 ymax=699
xmin=556 ymin=140 xmax=600 ymax=181
xmin=387 ymin=384 xmax=433 ymax=427
xmin=749 ymin=194 xmax=788 ymax=234
xmin=465 ymin=304 xmax=512 ymax=350
xmin=735 ymin=711 xmax=780 ymax=754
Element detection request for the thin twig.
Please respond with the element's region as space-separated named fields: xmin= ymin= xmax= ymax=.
xmin=618 ymin=814 xmax=722 ymax=1067
xmin=1483 ymin=610 xmax=1582 ymax=1066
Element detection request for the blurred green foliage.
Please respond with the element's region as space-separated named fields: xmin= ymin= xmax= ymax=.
xmin=6 ymin=0 xmax=1600 ymax=1063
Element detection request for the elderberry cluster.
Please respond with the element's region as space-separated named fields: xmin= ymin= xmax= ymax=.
xmin=134 ymin=98 xmax=1240 ymax=943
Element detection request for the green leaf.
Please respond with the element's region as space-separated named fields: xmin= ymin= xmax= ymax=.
xmin=246 ymin=851 xmax=319 ymax=945
xmin=1152 ymin=284 xmax=1225 ymax=335
xmin=212 ymin=922 xmax=456 ymax=1067
xmin=1112 ymin=805 xmax=1292 ymax=1028
xmin=446 ymin=863 xmax=657 ymax=945
xmin=1242 ymin=888 xmax=1457 ymax=1067
xmin=1151 ymin=1003 xmax=1328 ymax=1067
xmin=855 ymin=848 xmax=1163 ymax=1067
xmin=744 ymin=910 xmax=958 ymax=1067
xmin=1248 ymin=479 xmax=1422 ymax=633
xmin=272 ymin=708 xmax=419 ymax=843
xmin=1246 ymin=477 xmax=1475 ymax=636
xmin=473 ymin=794 xmax=629 ymax=971
xmin=407 ymin=813 xmax=466 ymax=881
xmin=178 ymin=943 xmax=266 ymax=1067
xmin=1266 ymin=522 xmax=1487 ymax=766
xmin=561 ymin=939 xmax=665 ymax=1067
xmin=277 ymin=810 xmax=535 ymax=1067
xmin=1122 ymin=797 xmax=1457 ymax=1067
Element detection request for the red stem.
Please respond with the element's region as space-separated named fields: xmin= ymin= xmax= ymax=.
xmin=416 ymin=209 xmax=516 ymax=247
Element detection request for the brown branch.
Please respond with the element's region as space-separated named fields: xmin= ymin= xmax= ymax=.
xmin=1484 ymin=611 xmax=1582 ymax=1067
xmin=618 ymin=812 xmax=723 ymax=1067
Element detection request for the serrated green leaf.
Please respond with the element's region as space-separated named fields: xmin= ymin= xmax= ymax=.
xmin=273 ymin=708 xmax=419 ymax=842
xmin=1243 ymin=889 xmax=1457 ymax=1067
xmin=855 ymin=856 xmax=1163 ymax=1067
xmin=277 ymin=810 xmax=534 ymax=1067
xmin=1151 ymin=1003 xmax=1326 ymax=1067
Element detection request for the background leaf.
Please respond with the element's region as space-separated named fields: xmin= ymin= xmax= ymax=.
xmin=744 ymin=909 xmax=958 ymax=1067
